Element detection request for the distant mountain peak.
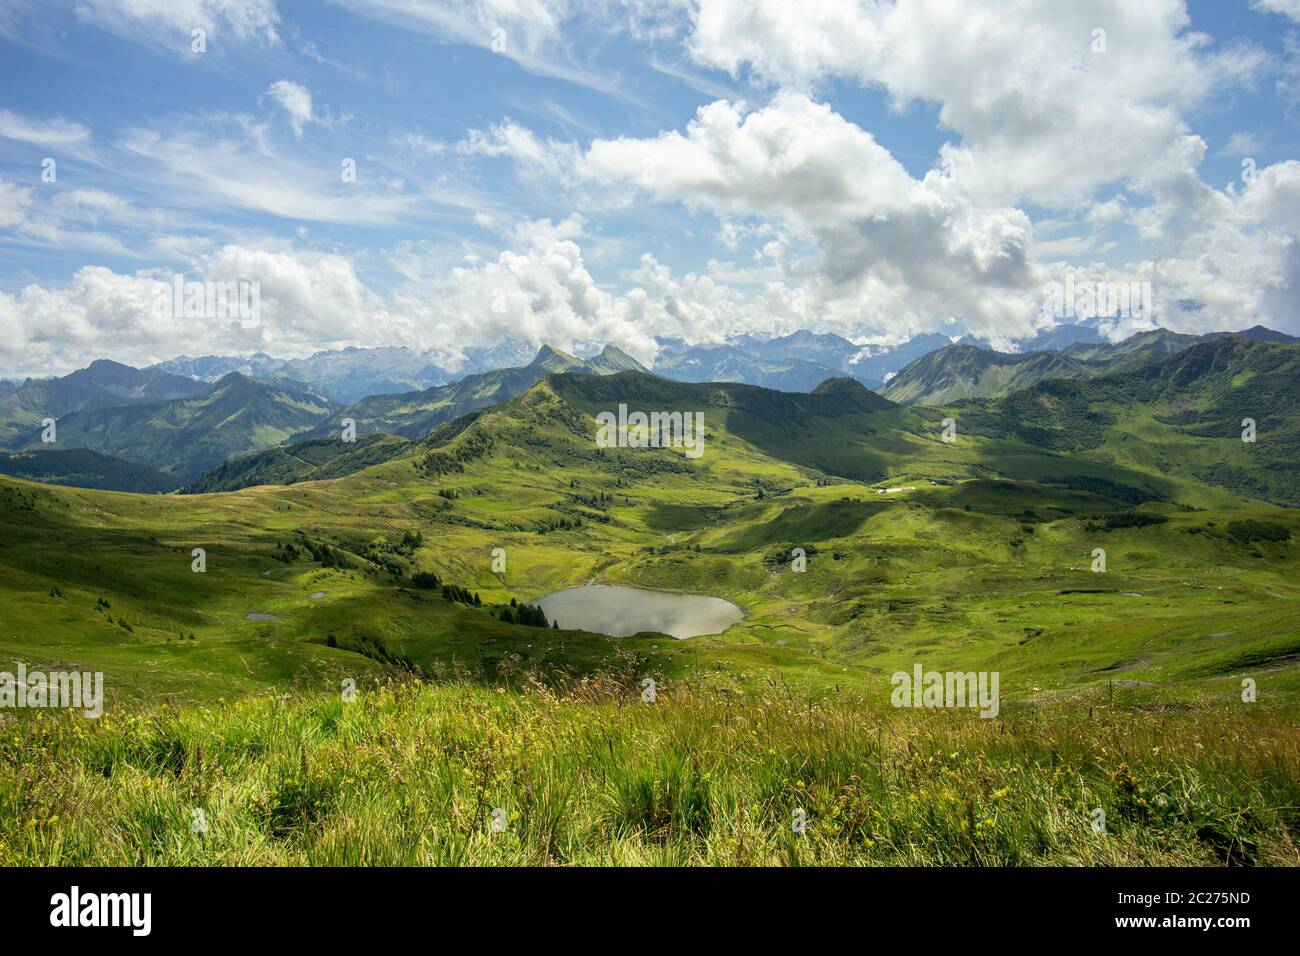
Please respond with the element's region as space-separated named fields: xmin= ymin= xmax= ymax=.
xmin=529 ymin=345 xmax=583 ymax=370
xmin=810 ymin=376 xmax=871 ymax=396
xmin=1234 ymin=324 xmax=1299 ymax=343
xmin=589 ymin=344 xmax=650 ymax=374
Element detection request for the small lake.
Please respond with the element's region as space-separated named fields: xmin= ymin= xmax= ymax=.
xmin=535 ymin=584 xmax=743 ymax=639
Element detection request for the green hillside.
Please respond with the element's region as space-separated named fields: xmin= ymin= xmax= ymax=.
xmin=186 ymin=433 xmax=412 ymax=493
xmin=882 ymin=345 xmax=1095 ymax=405
xmin=1 ymin=359 xmax=1295 ymax=708
xmin=881 ymin=328 xmax=1299 ymax=407
xmin=0 ymin=448 xmax=180 ymax=493
xmin=952 ymin=338 xmax=1300 ymax=506
xmin=13 ymin=372 xmax=337 ymax=481
xmin=296 ymin=345 xmax=648 ymax=442
xmin=0 ymin=359 xmax=210 ymax=445
xmin=1 ymin=351 xmax=1297 ymax=866
xmin=1060 ymin=328 xmax=1206 ymax=372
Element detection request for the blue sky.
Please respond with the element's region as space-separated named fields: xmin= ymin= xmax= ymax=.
xmin=1 ymin=0 xmax=1299 ymax=377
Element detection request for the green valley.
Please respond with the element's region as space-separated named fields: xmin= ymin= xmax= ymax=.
xmin=1 ymin=338 xmax=1297 ymax=866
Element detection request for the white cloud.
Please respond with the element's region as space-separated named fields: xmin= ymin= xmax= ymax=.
xmin=264 ymin=80 xmax=315 ymax=138
xmin=460 ymin=68 xmax=1300 ymax=344
xmin=0 ymin=177 xmax=141 ymax=256
xmin=457 ymin=120 xmax=588 ymax=191
xmin=1086 ymin=196 xmax=1128 ymax=226
xmin=2 ymin=225 xmax=700 ymax=376
xmin=1216 ymin=132 xmax=1265 ymax=158
xmin=685 ymin=0 xmax=1265 ymax=210
xmin=115 ymin=117 xmax=428 ymax=227
xmin=586 ymin=94 xmax=921 ymax=226
xmin=4 ymin=0 xmax=1296 ymax=371
xmin=388 ymin=218 xmax=663 ymax=364
xmin=578 ymin=93 xmax=1046 ymax=343
xmin=0 ymin=109 xmax=90 ymax=147
xmin=331 ymin=0 xmax=644 ymax=101
xmin=1034 ymin=159 xmax=1300 ymax=340
xmin=1252 ymin=0 xmax=1300 ymax=23
xmin=0 ymin=244 xmax=393 ymax=376
xmin=1136 ymin=159 xmax=1300 ymax=335
xmin=74 ymin=0 xmax=281 ymax=48
xmin=400 ymin=131 xmax=447 ymax=155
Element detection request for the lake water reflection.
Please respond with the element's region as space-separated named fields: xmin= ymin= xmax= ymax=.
xmin=535 ymin=584 xmax=743 ymax=639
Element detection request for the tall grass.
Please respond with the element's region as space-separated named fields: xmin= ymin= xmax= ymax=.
xmin=1 ymin=672 xmax=1297 ymax=866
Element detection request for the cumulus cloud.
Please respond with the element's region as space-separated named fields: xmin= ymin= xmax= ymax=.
xmin=2 ymin=224 xmax=708 ymax=377
xmin=264 ymin=80 xmax=315 ymax=137
xmin=474 ymin=74 xmax=1300 ymax=343
xmin=585 ymin=94 xmax=920 ymax=225
xmin=686 ymin=0 xmax=1266 ymax=210
xmin=4 ymin=0 xmax=1296 ymax=371
xmin=478 ymin=93 xmax=1045 ymax=343
xmin=388 ymin=218 xmax=663 ymax=364
xmin=0 ymin=245 xmax=392 ymax=377
xmin=1130 ymin=160 xmax=1300 ymax=334
xmin=585 ymin=1 xmax=1290 ymax=340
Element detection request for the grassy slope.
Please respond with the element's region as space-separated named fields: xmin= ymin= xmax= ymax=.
xmin=3 ymin=680 xmax=1295 ymax=865
xmin=0 ymin=448 xmax=181 ymax=493
xmin=185 ymin=433 xmax=412 ymax=493
xmin=1 ymin=371 xmax=1295 ymax=708
xmin=293 ymin=345 xmax=636 ymax=442
xmin=1 ymin=366 xmax=1297 ymax=866
xmin=952 ymin=338 xmax=1300 ymax=507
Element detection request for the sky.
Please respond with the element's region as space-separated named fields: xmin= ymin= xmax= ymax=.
xmin=1 ymin=0 xmax=1299 ymax=378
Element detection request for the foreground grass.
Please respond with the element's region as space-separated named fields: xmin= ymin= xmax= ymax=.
xmin=3 ymin=673 xmax=1296 ymax=866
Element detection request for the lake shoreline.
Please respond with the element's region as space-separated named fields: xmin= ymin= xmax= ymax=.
xmin=535 ymin=583 xmax=746 ymax=640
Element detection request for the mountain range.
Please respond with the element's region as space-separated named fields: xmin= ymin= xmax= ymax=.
xmin=8 ymin=372 xmax=337 ymax=483
xmin=648 ymin=326 xmax=1104 ymax=391
xmin=4 ymin=330 xmax=1296 ymax=706
xmin=0 ymin=359 xmax=210 ymax=445
xmin=293 ymin=344 xmax=646 ymax=442
xmin=164 ymin=336 xmax=1300 ymax=507
xmin=151 ymin=339 xmax=547 ymax=403
xmin=146 ymin=324 xmax=1107 ymax=401
xmin=0 ymin=345 xmax=646 ymax=485
xmin=881 ymin=326 xmax=1298 ymax=406
xmin=1 ymin=325 xmax=1294 ymax=496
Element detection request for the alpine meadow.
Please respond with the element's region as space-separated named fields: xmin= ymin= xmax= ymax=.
xmin=1 ymin=0 xmax=1299 ymax=913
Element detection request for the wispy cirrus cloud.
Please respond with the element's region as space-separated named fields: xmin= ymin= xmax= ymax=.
xmin=73 ymin=0 xmax=282 ymax=49
xmin=0 ymin=108 xmax=91 ymax=147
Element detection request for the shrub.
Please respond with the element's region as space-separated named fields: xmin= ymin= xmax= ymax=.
xmin=1226 ymin=519 xmax=1290 ymax=544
